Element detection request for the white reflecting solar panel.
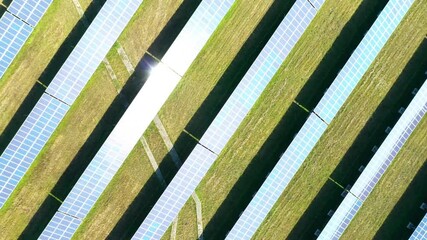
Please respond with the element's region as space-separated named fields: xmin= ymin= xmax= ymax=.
xmin=0 ymin=12 xmax=33 ymax=79
xmin=319 ymin=79 xmax=427 ymax=240
xmin=228 ymin=0 xmax=414 ymax=238
xmin=134 ymin=1 xmax=323 ymax=238
xmin=40 ymin=0 xmax=235 ymax=238
xmin=227 ymin=113 xmax=327 ymax=239
xmin=0 ymin=93 xmax=69 ymax=208
xmin=45 ymin=0 xmax=143 ymax=105
xmin=410 ymin=213 xmax=427 ymax=240
xmin=8 ymin=0 xmax=53 ymax=27
xmin=313 ymin=0 xmax=414 ymax=124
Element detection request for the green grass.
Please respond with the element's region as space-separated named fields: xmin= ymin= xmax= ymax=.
xmin=0 ymin=0 xmax=425 ymax=239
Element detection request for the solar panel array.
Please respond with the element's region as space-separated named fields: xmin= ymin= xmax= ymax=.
xmin=8 ymin=0 xmax=53 ymax=27
xmin=227 ymin=0 xmax=414 ymax=238
xmin=411 ymin=213 xmax=427 ymax=240
xmin=40 ymin=1 xmax=235 ymax=238
xmin=0 ymin=0 xmax=144 ymax=209
xmin=0 ymin=12 xmax=33 ymax=79
xmin=318 ymin=78 xmax=427 ymax=240
xmin=134 ymin=1 xmax=323 ymax=238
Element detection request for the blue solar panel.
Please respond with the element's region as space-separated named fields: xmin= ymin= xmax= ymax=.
xmin=314 ymin=0 xmax=414 ymax=124
xmin=227 ymin=0 xmax=414 ymax=238
xmin=0 ymin=12 xmax=33 ymax=79
xmin=227 ymin=113 xmax=327 ymax=239
xmin=133 ymin=1 xmax=323 ymax=238
xmin=39 ymin=0 xmax=235 ymax=238
xmin=319 ymin=79 xmax=426 ymax=240
xmin=410 ymin=213 xmax=427 ymax=240
xmin=45 ymin=0 xmax=143 ymax=105
xmin=0 ymin=93 xmax=69 ymax=207
xmin=8 ymin=0 xmax=53 ymax=27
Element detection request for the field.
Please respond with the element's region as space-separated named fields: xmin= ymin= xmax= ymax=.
xmin=0 ymin=0 xmax=426 ymax=239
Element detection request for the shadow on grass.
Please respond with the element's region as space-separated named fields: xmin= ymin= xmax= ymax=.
xmin=374 ymin=160 xmax=427 ymax=240
xmin=287 ymin=39 xmax=427 ymax=239
xmin=0 ymin=0 xmax=107 ymax=153
xmin=202 ymin=0 xmax=394 ymax=238
xmin=18 ymin=0 xmax=202 ymax=239
xmin=107 ymin=1 xmax=300 ymax=238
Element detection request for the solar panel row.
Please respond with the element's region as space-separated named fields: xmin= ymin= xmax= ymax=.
xmin=0 ymin=0 xmax=143 ymax=209
xmin=0 ymin=12 xmax=33 ymax=79
xmin=134 ymin=1 xmax=323 ymax=238
xmin=8 ymin=0 xmax=53 ymax=27
xmin=39 ymin=0 xmax=235 ymax=238
xmin=411 ymin=213 xmax=427 ymax=240
xmin=319 ymin=78 xmax=427 ymax=240
xmin=0 ymin=0 xmax=53 ymax=79
xmin=227 ymin=0 xmax=414 ymax=238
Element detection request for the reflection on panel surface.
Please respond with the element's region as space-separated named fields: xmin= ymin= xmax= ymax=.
xmin=134 ymin=1 xmax=323 ymax=239
xmin=40 ymin=0 xmax=235 ymax=239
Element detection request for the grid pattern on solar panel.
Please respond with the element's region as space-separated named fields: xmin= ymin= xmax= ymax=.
xmin=410 ymin=213 xmax=427 ymax=240
xmin=199 ymin=0 xmax=317 ymax=154
xmin=7 ymin=0 xmax=53 ymax=27
xmin=39 ymin=211 xmax=82 ymax=240
xmin=319 ymin=79 xmax=427 ymax=239
xmin=313 ymin=0 xmax=414 ymax=124
xmin=0 ymin=93 xmax=69 ymax=208
xmin=161 ymin=0 xmax=235 ymax=75
xmin=228 ymin=0 xmax=413 ymax=237
xmin=226 ymin=114 xmax=327 ymax=239
xmin=45 ymin=0 xmax=143 ymax=105
xmin=0 ymin=12 xmax=33 ymax=79
xmin=40 ymin=0 xmax=235 ymax=238
xmin=133 ymin=145 xmax=217 ymax=239
xmin=133 ymin=1 xmax=321 ymax=238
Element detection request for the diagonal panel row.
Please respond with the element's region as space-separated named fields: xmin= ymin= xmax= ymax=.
xmin=134 ymin=1 xmax=323 ymax=238
xmin=8 ymin=0 xmax=52 ymax=27
xmin=319 ymin=78 xmax=427 ymax=240
xmin=39 ymin=0 xmax=236 ymax=239
xmin=227 ymin=0 xmax=415 ymax=238
xmin=0 ymin=0 xmax=143 ymax=209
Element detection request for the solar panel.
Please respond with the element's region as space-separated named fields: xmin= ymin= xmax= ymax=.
xmin=313 ymin=0 xmax=415 ymax=124
xmin=133 ymin=1 xmax=323 ymax=238
xmin=0 ymin=12 xmax=33 ymax=79
xmin=0 ymin=0 xmax=143 ymax=209
xmin=227 ymin=0 xmax=414 ymax=238
xmin=8 ymin=0 xmax=53 ymax=27
xmin=39 ymin=211 xmax=82 ymax=240
xmin=39 ymin=0 xmax=235 ymax=238
xmin=226 ymin=113 xmax=327 ymax=239
xmin=318 ymin=79 xmax=427 ymax=239
xmin=45 ymin=0 xmax=143 ymax=105
xmin=410 ymin=213 xmax=427 ymax=240
xmin=0 ymin=93 xmax=69 ymax=207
